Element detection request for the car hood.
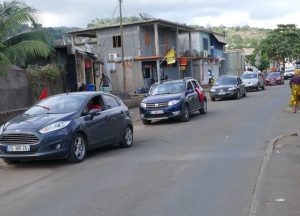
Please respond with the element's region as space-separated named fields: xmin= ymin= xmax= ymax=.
xmin=142 ymin=93 xmax=183 ymax=103
xmin=2 ymin=112 xmax=76 ymax=131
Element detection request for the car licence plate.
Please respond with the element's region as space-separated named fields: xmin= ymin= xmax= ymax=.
xmin=150 ymin=110 xmax=164 ymax=114
xmin=7 ymin=145 xmax=30 ymax=152
xmin=218 ymin=92 xmax=226 ymax=95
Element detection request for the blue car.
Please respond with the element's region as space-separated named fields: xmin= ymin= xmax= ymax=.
xmin=0 ymin=92 xmax=133 ymax=164
xmin=139 ymin=78 xmax=207 ymax=125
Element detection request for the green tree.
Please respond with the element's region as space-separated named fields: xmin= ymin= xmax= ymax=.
xmin=258 ymin=24 xmax=299 ymax=71
xmin=0 ymin=0 xmax=53 ymax=72
xmin=87 ymin=16 xmax=143 ymax=28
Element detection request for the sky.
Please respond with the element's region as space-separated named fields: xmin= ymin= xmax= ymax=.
xmin=19 ymin=0 xmax=300 ymax=29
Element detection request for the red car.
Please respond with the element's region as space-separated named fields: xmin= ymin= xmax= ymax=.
xmin=265 ymin=72 xmax=284 ymax=86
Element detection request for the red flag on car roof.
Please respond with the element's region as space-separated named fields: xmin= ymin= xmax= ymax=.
xmin=39 ymin=87 xmax=48 ymax=101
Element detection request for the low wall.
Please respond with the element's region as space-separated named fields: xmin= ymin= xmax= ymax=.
xmin=0 ymin=108 xmax=26 ymax=125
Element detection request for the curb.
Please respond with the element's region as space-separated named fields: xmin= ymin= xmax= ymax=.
xmin=248 ymin=132 xmax=298 ymax=216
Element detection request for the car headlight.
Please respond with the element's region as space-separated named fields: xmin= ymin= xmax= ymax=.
xmin=39 ymin=121 xmax=71 ymax=134
xmin=168 ymin=100 xmax=180 ymax=106
xmin=228 ymin=87 xmax=236 ymax=91
xmin=140 ymin=102 xmax=146 ymax=108
xmin=210 ymin=89 xmax=216 ymax=92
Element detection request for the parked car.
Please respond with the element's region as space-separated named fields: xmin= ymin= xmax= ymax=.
xmin=283 ymin=68 xmax=294 ymax=79
xmin=0 ymin=92 xmax=133 ymax=164
xmin=241 ymin=72 xmax=265 ymax=91
xmin=139 ymin=78 xmax=207 ymax=125
xmin=265 ymin=72 xmax=284 ymax=85
xmin=210 ymin=75 xmax=246 ymax=101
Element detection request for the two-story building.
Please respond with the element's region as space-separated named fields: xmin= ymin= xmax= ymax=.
xmin=179 ymin=29 xmax=226 ymax=85
xmin=69 ymin=19 xmax=226 ymax=92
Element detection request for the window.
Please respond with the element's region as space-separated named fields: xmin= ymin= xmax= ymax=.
xmin=203 ymin=38 xmax=209 ymax=50
xmin=113 ymin=36 xmax=122 ymax=48
xmin=103 ymin=95 xmax=120 ymax=109
xmin=187 ymin=82 xmax=194 ymax=90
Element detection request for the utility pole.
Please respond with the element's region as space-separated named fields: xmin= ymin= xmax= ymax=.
xmin=119 ymin=0 xmax=126 ymax=94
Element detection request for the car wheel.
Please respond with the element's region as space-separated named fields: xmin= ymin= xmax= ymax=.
xmin=180 ymin=103 xmax=190 ymax=122
xmin=199 ymin=100 xmax=207 ymax=114
xmin=2 ymin=158 xmax=20 ymax=165
xmin=211 ymin=97 xmax=216 ymax=101
xmin=261 ymin=85 xmax=265 ymax=90
xmin=119 ymin=126 xmax=133 ymax=148
xmin=256 ymin=83 xmax=260 ymax=91
xmin=142 ymin=119 xmax=151 ymax=125
xmin=68 ymin=133 xmax=87 ymax=163
xmin=235 ymin=90 xmax=240 ymax=99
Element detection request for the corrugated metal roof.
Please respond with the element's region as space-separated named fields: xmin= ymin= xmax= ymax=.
xmin=213 ymin=34 xmax=227 ymax=44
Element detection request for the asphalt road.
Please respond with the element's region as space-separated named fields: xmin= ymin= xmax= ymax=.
xmin=0 ymin=84 xmax=299 ymax=216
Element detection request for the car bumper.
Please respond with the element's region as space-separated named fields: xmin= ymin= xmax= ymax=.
xmin=266 ymin=80 xmax=281 ymax=85
xmin=140 ymin=104 xmax=182 ymax=120
xmin=0 ymin=129 xmax=72 ymax=160
xmin=210 ymin=91 xmax=236 ymax=98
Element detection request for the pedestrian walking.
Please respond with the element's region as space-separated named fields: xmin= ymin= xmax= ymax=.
xmin=100 ymin=73 xmax=110 ymax=87
xmin=289 ymin=69 xmax=300 ymax=113
xmin=78 ymin=83 xmax=86 ymax=91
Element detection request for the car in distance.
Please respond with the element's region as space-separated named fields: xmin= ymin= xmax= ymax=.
xmin=139 ymin=78 xmax=207 ymax=125
xmin=265 ymin=72 xmax=284 ymax=85
xmin=210 ymin=75 xmax=246 ymax=101
xmin=0 ymin=92 xmax=133 ymax=164
xmin=284 ymin=68 xmax=294 ymax=79
xmin=241 ymin=72 xmax=265 ymax=91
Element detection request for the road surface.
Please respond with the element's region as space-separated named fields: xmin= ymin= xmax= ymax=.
xmin=0 ymin=84 xmax=299 ymax=216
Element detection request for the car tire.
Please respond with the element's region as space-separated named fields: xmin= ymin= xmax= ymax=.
xmin=199 ymin=100 xmax=207 ymax=114
xmin=180 ymin=103 xmax=190 ymax=122
xmin=142 ymin=119 xmax=151 ymax=125
xmin=211 ymin=97 xmax=216 ymax=101
xmin=68 ymin=133 xmax=87 ymax=163
xmin=256 ymin=83 xmax=260 ymax=91
xmin=235 ymin=90 xmax=240 ymax=99
xmin=261 ymin=85 xmax=265 ymax=90
xmin=119 ymin=126 xmax=133 ymax=148
xmin=2 ymin=158 xmax=20 ymax=165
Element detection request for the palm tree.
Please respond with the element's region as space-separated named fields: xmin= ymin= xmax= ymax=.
xmin=0 ymin=0 xmax=53 ymax=72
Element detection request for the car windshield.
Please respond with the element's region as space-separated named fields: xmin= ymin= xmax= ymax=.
xmin=149 ymin=81 xmax=185 ymax=95
xmin=242 ymin=73 xmax=257 ymax=79
xmin=267 ymin=72 xmax=280 ymax=78
xmin=215 ymin=77 xmax=237 ymax=85
xmin=24 ymin=95 xmax=87 ymax=116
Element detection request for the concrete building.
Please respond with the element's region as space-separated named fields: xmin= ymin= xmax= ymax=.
xmin=69 ymin=19 xmax=227 ymax=92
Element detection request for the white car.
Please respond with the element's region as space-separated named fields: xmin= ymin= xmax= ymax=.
xmin=241 ymin=72 xmax=265 ymax=91
xmin=284 ymin=69 xmax=294 ymax=79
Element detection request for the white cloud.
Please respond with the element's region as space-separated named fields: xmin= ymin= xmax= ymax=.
xmin=21 ymin=0 xmax=300 ymax=29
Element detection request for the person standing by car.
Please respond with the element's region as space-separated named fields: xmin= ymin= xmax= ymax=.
xmin=100 ymin=73 xmax=110 ymax=88
xmin=289 ymin=69 xmax=300 ymax=113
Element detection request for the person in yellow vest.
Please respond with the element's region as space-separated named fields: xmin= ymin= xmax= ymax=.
xmin=289 ymin=69 xmax=300 ymax=113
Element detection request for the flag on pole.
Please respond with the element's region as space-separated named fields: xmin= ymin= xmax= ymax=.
xmin=39 ymin=87 xmax=48 ymax=101
xmin=166 ymin=48 xmax=176 ymax=64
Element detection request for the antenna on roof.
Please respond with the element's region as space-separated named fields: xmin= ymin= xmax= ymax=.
xmin=206 ymin=23 xmax=212 ymax=31
xmin=139 ymin=13 xmax=155 ymax=20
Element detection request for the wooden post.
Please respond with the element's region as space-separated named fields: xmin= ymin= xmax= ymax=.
xmin=119 ymin=0 xmax=126 ymax=93
xmin=154 ymin=23 xmax=160 ymax=82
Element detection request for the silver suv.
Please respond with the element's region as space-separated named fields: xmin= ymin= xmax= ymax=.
xmin=241 ymin=72 xmax=265 ymax=91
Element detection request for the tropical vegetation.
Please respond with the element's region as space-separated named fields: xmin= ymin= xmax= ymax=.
xmin=0 ymin=0 xmax=53 ymax=73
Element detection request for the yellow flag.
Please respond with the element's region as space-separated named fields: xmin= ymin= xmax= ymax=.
xmin=166 ymin=48 xmax=176 ymax=64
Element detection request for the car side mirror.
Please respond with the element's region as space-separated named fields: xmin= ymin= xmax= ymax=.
xmin=144 ymin=93 xmax=149 ymax=97
xmin=89 ymin=109 xmax=101 ymax=117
